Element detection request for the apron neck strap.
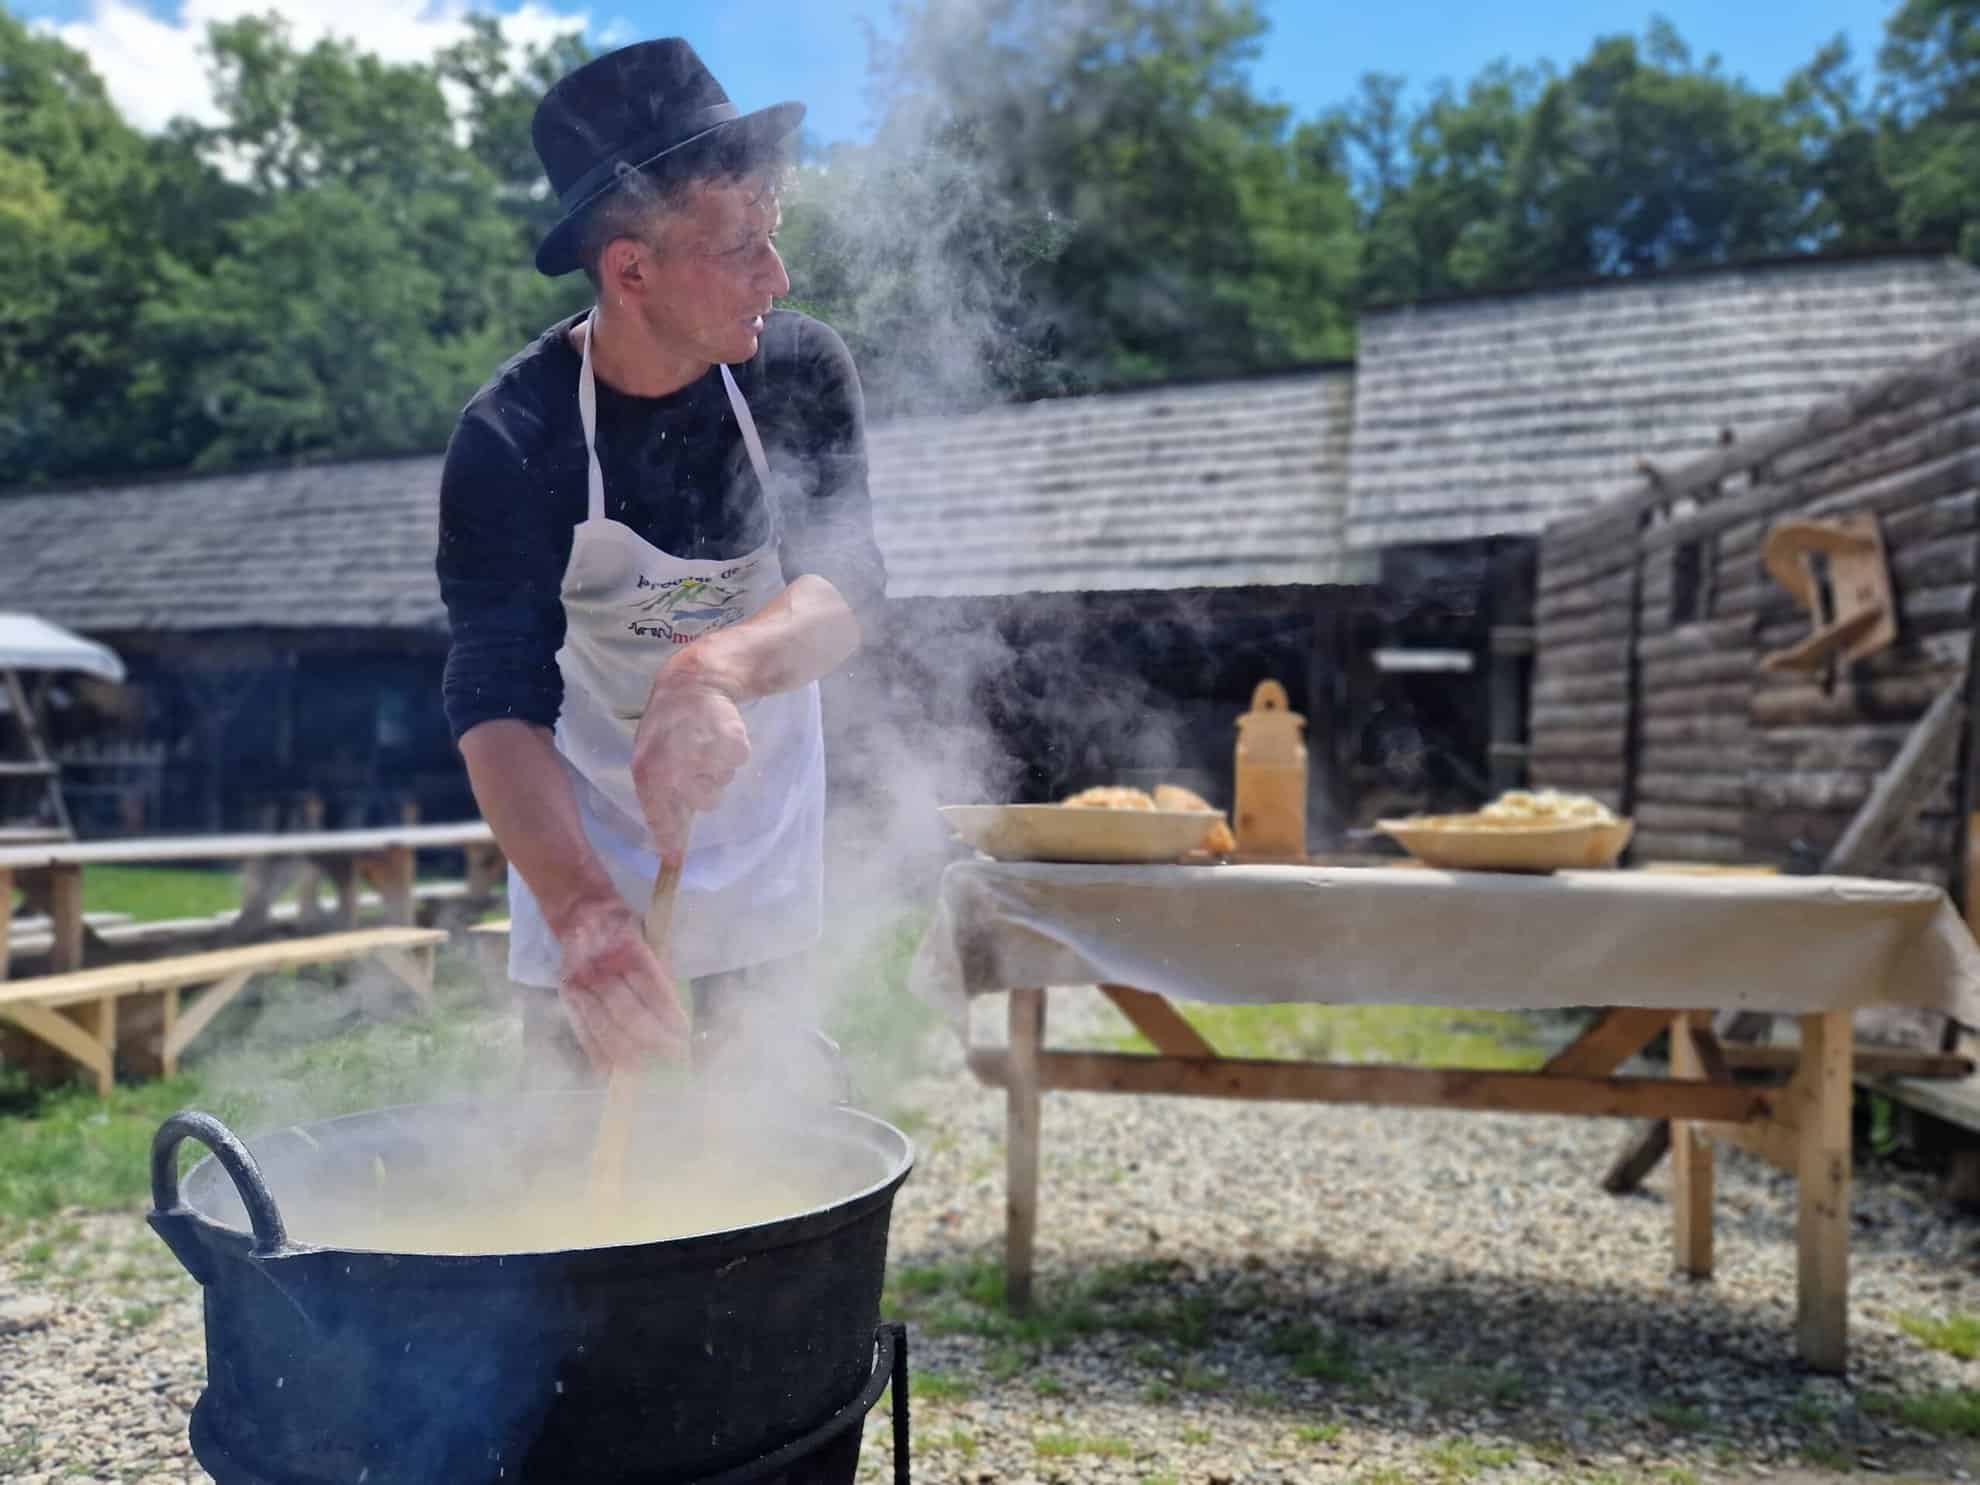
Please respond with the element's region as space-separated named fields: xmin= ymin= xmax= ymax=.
xmin=577 ymin=311 xmax=775 ymax=526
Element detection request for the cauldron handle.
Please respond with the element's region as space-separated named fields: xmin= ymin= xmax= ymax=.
xmin=151 ymin=1110 xmax=289 ymax=1258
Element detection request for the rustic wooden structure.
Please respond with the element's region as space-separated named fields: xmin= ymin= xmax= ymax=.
xmin=1533 ymin=336 xmax=1980 ymax=899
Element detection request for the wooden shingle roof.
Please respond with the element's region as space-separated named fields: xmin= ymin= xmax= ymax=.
xmin=1344 ymin=252 xmax=1980 ymax=550
xmin=867 ymin=366 xmax=1372 ymax=597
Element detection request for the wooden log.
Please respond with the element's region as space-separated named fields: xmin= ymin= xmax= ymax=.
xmin=1636 ymin=802 xmax=1746 ymax=836
xmin=1533 ymin=634 xmax=1631 ymax=677
xmin=964 ymin=1047 xmax=1771 ymax=1122
xmin=1636 ymin=617 xmax=1754 ymax=663
xmin=1630 ymin=829 xmax=1749 ymax=862
xmin=1825 ymin=682 xmax=1967 ymax=874
xmin=1636 ymin=743 xmax=1765 ymax=774
xmin=1640 ymin=683 xmax=1751 ymax=720
xmin=1547 ymin=340 xmax=1980 ymax=557
xmin=1718 ymin=485 xmax=1980 ymax=563
xmin=1635 ymin=772 xmax=1748 ymax=808
xmin=1528 ymin=727 xmax=1629 ymax=760
xmin=1641 ymin=714 xmax=1750 ymax=747
xmin=1766 ymin=380 xmax=1980 ymax=486
xmin=1746 ymin=768 xmax=1958 ymax=817
xmin=1892 ymin=531 xmax=1980 ymax=593
xmin=1532 ymin=671 xmax=1631 ymax=707
xmin=1536 ymin=605 xmax=1631 ymax=649
xmin=1796 ymin=1010 xmax=1853 ymax=1373
xmin=1529 ymin=700 xmax=1631 ymax=734
xmin=1643 ymin=445 xmax=1980 ymax=558
xmin=1748 ymin=672 xmax=1962 ymax=727
xmin=1641 ymin=651 xmax=1756 ymax=690
xmin=1536 ymin=571 xmax=1635 ymax=625
xmin=1901 ymin=581 xmax=1978 ymax=630
xmin=1538 ymin=539 xmax=1637 ymax=598
xmin=1528 ymin=760 xmax=1627 ymax=790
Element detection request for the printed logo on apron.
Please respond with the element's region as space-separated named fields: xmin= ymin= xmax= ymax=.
xmin=507 ymin=312 xmax=826 ymax=988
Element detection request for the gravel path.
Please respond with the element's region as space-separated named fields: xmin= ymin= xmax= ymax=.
xmin=4 ymin=987 xmax=1980 ymax=1484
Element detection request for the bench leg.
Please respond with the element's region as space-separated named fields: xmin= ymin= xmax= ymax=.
xmin=1796 ymin=1010 xmax=1852 ymax=1373
xmin=164 ymin=970 xmax=255 ymax=1076
xmin=1670 ymin=1011 xmax=1716 ymax=1278
xmin=375 ymin=945 xmax=435 ymax=1000
xmin=1006 ymin=987 xmax=1044 ymax=1313
xmin=1 ymin=999 xmax=116 ymax=1094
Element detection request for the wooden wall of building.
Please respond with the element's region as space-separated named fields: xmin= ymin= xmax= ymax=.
xmin=1531 ymin=337 xmax=1980 ymax=885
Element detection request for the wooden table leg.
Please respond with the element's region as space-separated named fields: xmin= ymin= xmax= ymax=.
xmin=47 ymin=865 xmax=84 ymax=972
xmin=0 ymin=866 xmax=12 ymax=980
xmin=1671 ymin=1011 xmax=1715 ymax=1277
xmin=1797 ymin=1009 xmax=1852 ymax=1373
xmin=1006 ymin=987 xmax=1045 ymax=1312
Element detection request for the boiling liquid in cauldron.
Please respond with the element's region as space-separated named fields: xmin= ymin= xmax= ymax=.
xmin=273 ymin=1147 xmax=854 ymax=1256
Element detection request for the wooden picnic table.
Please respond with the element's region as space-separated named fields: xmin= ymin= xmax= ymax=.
xmin=0 ymin=821 xmax=503 ymax=979
xmin=909 ymin=858 xmax=1980 ymax=1374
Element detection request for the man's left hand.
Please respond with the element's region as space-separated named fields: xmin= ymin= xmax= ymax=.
xmin=631 ymin=657 xmax=752 ymax=859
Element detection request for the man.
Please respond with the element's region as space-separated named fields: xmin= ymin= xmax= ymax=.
xmin=436 ymin=38 xmax=886 ymax=1078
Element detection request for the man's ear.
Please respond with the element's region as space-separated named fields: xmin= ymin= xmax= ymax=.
xmin=600 ymin=236 xmax=649 ymax=297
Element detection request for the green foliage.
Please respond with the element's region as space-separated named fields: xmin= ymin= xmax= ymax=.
xmin=8 ymin=1 xmax=1980 ymax=488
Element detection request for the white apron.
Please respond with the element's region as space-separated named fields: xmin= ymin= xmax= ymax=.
xmin=508 ymin=315 xmax=826 ymax=988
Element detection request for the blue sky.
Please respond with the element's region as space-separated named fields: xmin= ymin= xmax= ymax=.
xmin=18 ymin=0 xmax=1897 ymax=141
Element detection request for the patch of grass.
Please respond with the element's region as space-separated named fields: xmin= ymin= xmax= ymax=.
xmin=80 ymin=865 xmax=240 ymax=922
xmin=1177 ymin=1361 xmax=1225 ymax=1394
xmin=0 ymin=960 xmax=515 ymax=1224
xmin=1104 ymin=1002 xmax=1548 ymax=1069
xmin=1031 ymin=1373 xmax=1066 ymax=1397
xmin=1140 ymin=1475 xmax=1179 ymax=1485
xmin=1416 ymin=1363 xmax=1529 ymax=1411
xmin=882 ymin=1253 xmax=1217 ymax=1357
xmin=1424 ymin=1438 xmax=1518 ymax=1481
xmin=1863 ymin=1387 xmax=1980 ymax=1438
xmin=1799 ymin=1438 xmax=1855 ymax=1471
xmin=117 ymin=1302 xmax=161 ymax=1330
xmin=984 ymin=1346 xmax=1029 ymax=1382
xmin=1295 ymin=1422 xmax=1344 ymax=1444
xmin=0 ymin=1428 xmax=39 ymax=1470
xmin=1654 ymin=1469 xmax=1700 ymax=1485
xmin=911 ymin=1370 xmax=972 ymax=1403
xmin=1267 ymin=1322 xmax=1363 ymax=1385
xmin=1787 ymin=1392 xmax=1834 ymax=1429
xmin=1180 ymin=1426 xmax=1213 ymax=1445
xmin=1142 ymin=1380 xmax=1175 ymax=1404
xmin=1650 ymin=1400 xmax=1709 ymax=1433
xmin=1896 ymin=1310 xmax=1980 ymax=1360
xmin=1034 ymin=1434 xmax=1133 ymax=1459
xmin=821 ymin=911 xmax=940 ymax=1105
xmin=20 ymin=1237 xmax=54 ymax=1267
xmin=1354 ymin=1469 xmax=1410 ymax=1485
xmin=928 ymin=1429 xmax=977 ymax=1460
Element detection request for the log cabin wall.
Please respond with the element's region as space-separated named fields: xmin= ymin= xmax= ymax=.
xmin=1531 ymin=336 xmax=1980 ymax=884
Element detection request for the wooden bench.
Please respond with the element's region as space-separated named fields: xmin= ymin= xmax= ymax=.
xmin=0 ymin=926 xmax=447 ymax=1094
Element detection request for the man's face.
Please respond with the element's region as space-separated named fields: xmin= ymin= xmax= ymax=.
xmin=631 ymin=175 xmax=791 ymax=367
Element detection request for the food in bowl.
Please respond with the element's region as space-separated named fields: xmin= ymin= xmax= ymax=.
xmin=1476 ymin=788 xmax=1618 ymax=826
xmin=1061 ymin=782 xmax=1237 ymax=854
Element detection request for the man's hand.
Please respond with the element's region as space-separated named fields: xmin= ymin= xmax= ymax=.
xmin=552 ymin=897 xmax=691 ymax=1072
xmin=631 ymin=658 xmax=752 ymax=860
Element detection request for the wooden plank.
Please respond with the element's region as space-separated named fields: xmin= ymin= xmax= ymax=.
xmin=0 ymin=865 xmax=11 ymax=980
xmin=1005 ymin=988 xmax=1044 ymax=1313
xmin=374 ymin=946 xmax=435 ymax=1000
xmin=1635 ymin=772 xmax=1748 ymax=808
xmin=0 ymin=1001 xmax=113 ymax=1091
xmin=1723 ymin=1043 xmax=1971 ymax=1080
xmin=1671 ymin=1013 xmax=1715 ymax=1278
xmin=1796 ymin=1010 xmax=1853 ymax=1374
xmin=1100 ymin=985 xmax=1215 ymax=1057
xmin=161 ymin=970 xmax=254 ymax=1075
xmin=1825 ymin=682 xmax=1966 ymax=874
xmin=966 ymin=1048 xmax=1771 ymax=1121
xmin=0 ymin=821 xmax=496 ymax=871
xmin=47 ymin=866 xmax=83 ymax=973
xmin=1542 ymin=1009 xmax=1669 ymax=1078
xmin=0 ymin=926 xmax=448 ymax=1010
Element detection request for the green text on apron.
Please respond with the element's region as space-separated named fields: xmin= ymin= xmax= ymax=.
xmin=507 ymin=313 xmax=825 ymax=988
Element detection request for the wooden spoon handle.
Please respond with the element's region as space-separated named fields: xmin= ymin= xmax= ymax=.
xmin=588 ymin=844 xmax=688 ymax=1207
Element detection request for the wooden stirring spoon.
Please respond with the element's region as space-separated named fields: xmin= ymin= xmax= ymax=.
xmin=585 ymin=845 xmax=687 ymax=1213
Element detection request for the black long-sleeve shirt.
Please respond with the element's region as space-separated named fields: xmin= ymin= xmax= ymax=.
xmin=435 ymin=309 xmax=887 ymax=742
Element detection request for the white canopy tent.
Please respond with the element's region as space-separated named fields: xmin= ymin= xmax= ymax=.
xmin=0 ymin=612 xmax=125 ymax=684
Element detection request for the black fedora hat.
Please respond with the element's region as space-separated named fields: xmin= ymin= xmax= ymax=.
xmin=530 ymin=38 xmax=804 ymax=277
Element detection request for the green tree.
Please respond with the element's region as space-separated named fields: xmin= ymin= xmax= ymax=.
xmin=1877 ymin=0 xmax=1980 ymax=257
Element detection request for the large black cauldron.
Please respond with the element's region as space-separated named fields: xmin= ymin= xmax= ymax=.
xmin=148 ymin=1092 xmax=913 ymax=1485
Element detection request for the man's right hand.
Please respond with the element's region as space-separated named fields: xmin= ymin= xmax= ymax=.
xmin=552 ymin=898 xmax=692 ymax=1073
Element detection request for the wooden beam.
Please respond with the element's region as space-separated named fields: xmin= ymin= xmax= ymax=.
xmin=1796 ymin=1010 xmax=1853 ymax=1374
xmin=1543 ymin=1008 xmax=1669 ymax=1078
xmin=966 ymin=1048 xmax=1770 ymax=1122
xmin=1005 ymin=988 xmax=1044 ymax=1313
xmin=1825 ymin=681 xmax=1967 ymax=875
xmin=1721 ymin=1043 xmax=1972 ymax=1080
xmin=162 ymin=970 xmax=255 ymax=1074
xmin=1671 ymin=1013 xmax=1716 ymax=1278
xmin=0 ymin=865 xmax=11 ymax=979
xmin=0 ymin=1001 xmax=113 ymax=1093
xmin=374 ymin=946 xmax=434 ymax=1000
xmin=1099 ymin=985 xmax=1215 ymax=1057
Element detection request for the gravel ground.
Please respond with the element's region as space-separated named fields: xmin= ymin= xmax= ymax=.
xmin=4 ymin=987 xmax=1980 ymax=1484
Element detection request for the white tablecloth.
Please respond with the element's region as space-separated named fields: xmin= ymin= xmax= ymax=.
xmin=908 ymin=861 xmax=1980 ymax=1028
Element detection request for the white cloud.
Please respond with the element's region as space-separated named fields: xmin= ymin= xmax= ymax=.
xmin=39 ymin=0 xmax=594 ymax=134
